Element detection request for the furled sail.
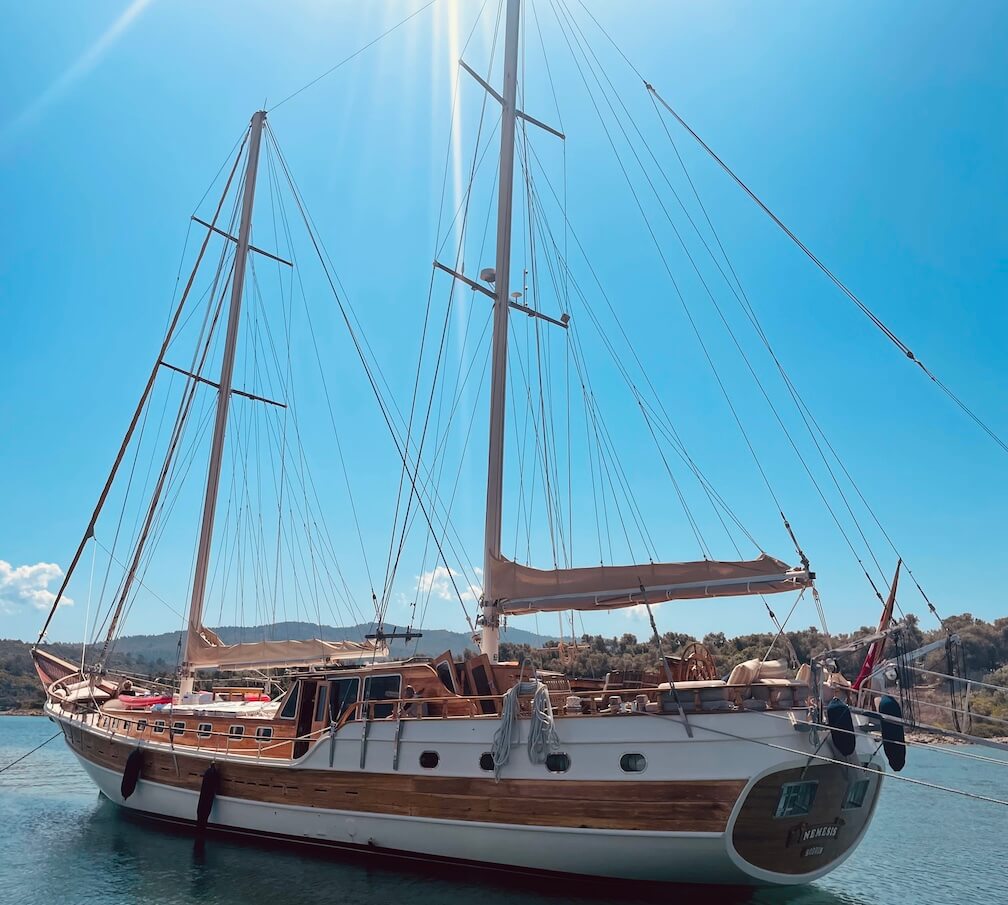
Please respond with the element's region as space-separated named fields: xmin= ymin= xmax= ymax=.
xmin=187 ymin=628 xmax=388 ymax=671
xmin=490 ymin=552 xmax=810 ymax=614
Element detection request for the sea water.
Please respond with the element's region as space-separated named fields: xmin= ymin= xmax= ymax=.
xmin=1 ymin=715 xmax=1003 ymax=905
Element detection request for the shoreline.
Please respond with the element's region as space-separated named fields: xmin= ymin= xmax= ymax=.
xmin=0 ymin=709 xmax=45 ymax=717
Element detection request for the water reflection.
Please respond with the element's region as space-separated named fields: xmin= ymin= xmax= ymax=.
xmin=79 ymin=798 xmax=874 ymax=905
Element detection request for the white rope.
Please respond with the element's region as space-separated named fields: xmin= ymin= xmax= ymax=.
xmin=491 ymin=680 xmax=558 ymax=779
xmin=528 ymin=682 xmax=560 ymax=765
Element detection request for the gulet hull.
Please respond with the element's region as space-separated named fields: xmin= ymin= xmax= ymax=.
xmin=50 ymin=704 xmax=884 ymax=887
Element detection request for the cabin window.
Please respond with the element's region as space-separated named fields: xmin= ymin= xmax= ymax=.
xmin=153 ymin=720 xmax=165 ymax=734
xmin=328 ymin=677 xmax=360 ymax=723
xmin=197 ymin=723 xmax=212 ymax=739
xmin=314 ymin=685 xmax=329 ymax=723
xmin=171 ymin=721 xmax=186 ymax=737
xmin=363 ymin=674 xmax=402 ymax=719
xmin=255 ymin=726 xmax=273 ymax=741
xmin=136 ymin=719 xmax=147 ymax=733
xmin=279 ymin=682 xmax=300 ymax=720
xmin=620 ymin=753 xmax=647 ymax=773
xmin=774 ymin=781 xmax=818 ymax=818
xmin=434 ymin=660 xmax=457 ymax=693
xmin=419 ymin=751 xmax=439 ymax=769
xmin=228 ymin=725 xmax=245 ymax=739
xmin=843 ymin=779 xmax=870 ymax=810
xmin=545 ymin=753 xmax=571 ymax=773
xmin=479 ymin=752 xmax=494 ymax=772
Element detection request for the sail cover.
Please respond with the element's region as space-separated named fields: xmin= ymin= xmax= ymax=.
xmin=187 ymin=629 xmax=388 ymax=671
xmin=490 ymin=552 xmax=810 ymax=614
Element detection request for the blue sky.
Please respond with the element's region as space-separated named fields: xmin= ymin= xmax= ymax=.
xmin=1 ymin=1 xmax=1006 ymax=648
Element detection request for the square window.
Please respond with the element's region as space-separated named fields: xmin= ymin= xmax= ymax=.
xmin=197 ymin=723 xmax=212 ymax=739
xmin=255 ymin=726 xmax=273 ymax=741
xmin=774 ymin=781 xmax=818 ymax=818
xmin=171 ymin=721 xmax=186 ymax=737
xmin=136 ymin=719 xmax=147 ymax=733
xmin=843 ymin=779 xmax=870 ymax=810
xmin=228 ymin=725 xmax=245 ymax=739
xmin=153 ymin=720 xmax=165 ymax=734
xmin=363 ymin=675 xmax=402 ymax=719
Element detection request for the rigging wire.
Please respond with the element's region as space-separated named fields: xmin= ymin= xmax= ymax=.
xmin=269 ymin=0 xmax=443 ymax=111
xmin=266 ymin=123 xmax=476 ymax=633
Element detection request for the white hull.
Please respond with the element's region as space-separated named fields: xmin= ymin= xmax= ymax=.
xmin=53 ymin=705 xmax=885 ymax=887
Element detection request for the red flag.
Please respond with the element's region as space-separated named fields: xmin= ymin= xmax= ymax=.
xmin=853 ymin=560 xmax=901 ymax=690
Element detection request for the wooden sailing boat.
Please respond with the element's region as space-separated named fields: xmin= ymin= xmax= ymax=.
xmin=32 ymin=0 xmax=898 ymax=887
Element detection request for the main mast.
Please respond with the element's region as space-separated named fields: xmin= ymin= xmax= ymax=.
xmin=180 ymin=110 xmax=266 ymax=694
xmin=481 ymin=0 xmax=521 ymax=661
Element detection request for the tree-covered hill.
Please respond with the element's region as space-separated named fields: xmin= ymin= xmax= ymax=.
xmin=5 ymin=614 xmax=1007 ymax=726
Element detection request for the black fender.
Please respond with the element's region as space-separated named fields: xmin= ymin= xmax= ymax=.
xmin=879 ymin=694 xmax=906 ymax=771
xmin=120 ymin=748 xmax=144 ymax=800
xmin=826 ymin=697 xmax=856 ymax=756
xmin=196 ymin=763 xmax=220 ymax=831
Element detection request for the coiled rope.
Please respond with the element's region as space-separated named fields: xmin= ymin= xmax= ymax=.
xmin=491 ymin=680 xmax=559 ymax=780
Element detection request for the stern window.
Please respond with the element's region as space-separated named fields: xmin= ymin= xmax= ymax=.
xmin=843 ymin=779 xmax=870 ymax=810
xmin=774 ymin=781 xmax=818 ymax=818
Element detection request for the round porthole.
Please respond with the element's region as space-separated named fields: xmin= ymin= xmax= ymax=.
xmin=479 ymin=752 xmax=494 ymax=771
xmin=620 ymin=753 xmax=646 ymax=773
xmin=419 ymin=751 xmax=439 ymax=769
xmin=545 ymin=752 xmax=570 ymax=773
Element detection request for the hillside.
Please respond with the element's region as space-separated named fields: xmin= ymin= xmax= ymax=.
xmin=5 ymin=614 xmax=1007 ymax=727
xmin=0 ymin=621 xmax=549 ymax=710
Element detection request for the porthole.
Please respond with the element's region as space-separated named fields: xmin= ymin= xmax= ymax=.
xmin=479 ymin=752 xmax=494 ymax=771
xmin=419 ymin=751 xmax=439 ymax=769
xmin=171 ymin=721 xmax=186 ymax=737
xmin=197 ymin=723 xmax=212 ymax=739
xmin=620 ymin=753 xmax=646 ymax=773
xmin=545 ymin=752 xmax=570 ymax=773
xmin=255 ymin=726 xmax=273 ymax=741
xmin=228 ymin=725 xmax=245 ymax=739
xmin=152 ymin=720 xmax=165 ymax=734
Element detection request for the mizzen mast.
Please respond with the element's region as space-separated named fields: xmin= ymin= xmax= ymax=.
xmin=480 ymin=0 xmax=521 ymax=662
xmin=181 ymin=110 xmax=266 ymax=693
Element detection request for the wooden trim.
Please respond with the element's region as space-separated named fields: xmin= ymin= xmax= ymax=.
xmin=68 ymin=726 xmax=744 ymax=833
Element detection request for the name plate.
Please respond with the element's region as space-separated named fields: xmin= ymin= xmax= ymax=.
xmin=787 ymin=820 xmax=843 ymax=848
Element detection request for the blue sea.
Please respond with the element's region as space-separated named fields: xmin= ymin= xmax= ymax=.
xmin=1 ymin=715 xmax=1003 ymax=905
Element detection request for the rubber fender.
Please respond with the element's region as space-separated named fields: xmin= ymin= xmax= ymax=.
xmin=196 ymin=764 xmax=220 ymax=831
xmin=120 ymin=748 xmax=143 ymax=800
xmin=826 ymin=698 xmax=856 ymax=756
xmin=879 ymin=694 xmax=906 ymax=772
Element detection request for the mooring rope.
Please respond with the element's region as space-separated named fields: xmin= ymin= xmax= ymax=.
xmin=0 ymin=731 xmax=61 ymax=775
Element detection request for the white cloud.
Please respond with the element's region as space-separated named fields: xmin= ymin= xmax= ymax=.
xmin=0 ymin=560 xmax=73 ymax=614
xmin=416 ymin=566 xmax=482 ymax=605
xmin=623 ymin=604 xmax=649 ymax=622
